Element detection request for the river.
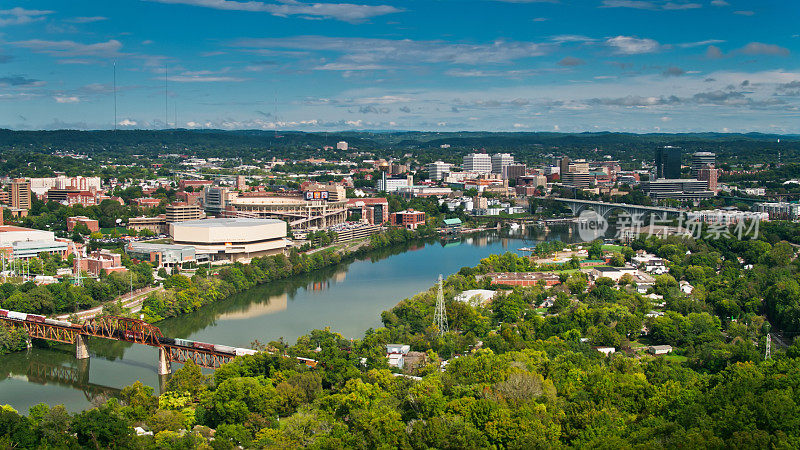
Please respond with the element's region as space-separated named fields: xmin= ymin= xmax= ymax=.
xmin=0 ymin=228 xmax=576 ymax=412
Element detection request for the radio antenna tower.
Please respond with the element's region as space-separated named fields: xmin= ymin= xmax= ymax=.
xmin=434 ymin=274 xmax=448 ymax=336
xmin=113 ymin=61 xmax=117 ymax=130
xmin=165 ymin=65 xmax=169 ymax=129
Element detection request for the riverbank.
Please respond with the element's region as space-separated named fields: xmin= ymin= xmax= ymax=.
xmin=138 ymin=226 xmax=438 ymax=324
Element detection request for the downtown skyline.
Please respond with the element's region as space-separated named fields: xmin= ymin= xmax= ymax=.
xmin=0 ymin=0 xmax=798 ymax=133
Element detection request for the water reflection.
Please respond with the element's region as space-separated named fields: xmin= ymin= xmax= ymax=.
xmin=0 ymin=229 xmax=578 ymax=412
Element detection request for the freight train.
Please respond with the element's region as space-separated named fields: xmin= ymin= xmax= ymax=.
xmin=0 ymin=309 xmax=83 ymax=329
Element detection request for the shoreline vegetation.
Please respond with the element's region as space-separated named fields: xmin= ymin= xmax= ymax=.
xmin=1 ymin=229 xmax=800 ymax=447
xmin=0 ymin=226 xmax=439 ymax=356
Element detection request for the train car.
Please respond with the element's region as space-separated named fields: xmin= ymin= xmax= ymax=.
xmin=27 ymin=314 xmax=46 ymax=323
xmin=7 ymin=311 xmax=27 ymax=321
xmin=235 ymin=348 xmax=258 ymax=357
xmin=159 ymin=337 xmax=176 ymax=345
xmin=213 ymin=345 xmax=236 ymax=355
xmin=192 ymin=342 xmax=215 ymax=351
xmin=174 ymin=338 xmax=193 ymax=348
xmin=0 ymin=309 xmax=8 ymax=318
xmin=70 ymin=322 xmax=83 ymax=330
xmin=44 ymin=318 xmax=73 ymax=328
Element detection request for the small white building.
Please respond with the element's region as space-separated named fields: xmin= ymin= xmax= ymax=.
xmin=594 ymin=346 xmax=616 ymax=356
xmin=679 ymin=281 xmax=694 ymax=294
xmin=649 ymin=345 xmax=673 ymax=355
xmin=386 ymin=344 xmax=411 ymax=369
xmin=454 ymin=289 xmax=496 ymax=307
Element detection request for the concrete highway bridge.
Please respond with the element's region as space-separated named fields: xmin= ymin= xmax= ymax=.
xmin=552 ymin=198 xmax=684 ymax=219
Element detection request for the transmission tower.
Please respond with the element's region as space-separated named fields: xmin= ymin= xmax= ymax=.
xmin=765 ymin=333 xmax=771 ymax=360
xmin=434 ymin=274 xmax=448 ymax=336
xmin=73 ymin=247 xmax=83 ymax=287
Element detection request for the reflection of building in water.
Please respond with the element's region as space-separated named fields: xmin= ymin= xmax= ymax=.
xmin=474 ymin=235 xmax=488 ymax=246
xmin=217 ymin=293 xmax=288 ymax=320
xmin=332 ymin=270 xmax=347 ymax=283
xmin=501 ymin=238 xmax=509 ymax=249
xmin=311 ymin=281 xmax=327 ymax=291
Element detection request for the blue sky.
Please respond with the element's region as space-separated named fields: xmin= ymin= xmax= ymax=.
xmin=0 ymin=0 xmax=798 ymax=132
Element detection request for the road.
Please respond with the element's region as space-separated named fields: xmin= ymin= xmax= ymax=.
xmin=55 ymin=286 xmax=163 ymax=321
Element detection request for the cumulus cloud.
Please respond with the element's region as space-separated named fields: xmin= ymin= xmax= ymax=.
xmin=0 ymin=7 xmax=53 ymax=26
xmin=706 ymin=45 xmax=724 ymax=59
xmin=118 ymin=119 xmax=138 ymax=126
xmin=557 ymin=56 xmax=585 ymax=66
xmin=738 ymin=42 xmax=790 ymax=56
xmin=146 ymin=0 xmax=402 ymax=23
xmin=606 ymin=36 xmax=661 ymax=54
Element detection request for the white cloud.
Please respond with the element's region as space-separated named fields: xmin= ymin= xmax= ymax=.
xmin=118 ymin=119 xmax=138 ymax=126
xmin=678 ymin=39 xmax=724 ymax=48
xmin=600 ymin=0 xmax=701 ymax=10
xmin=738 ymin=42 xmax=790 ymax=56
xmin=314 ymin=63 xmax=391 ymax=71
xmin=606 ymin=36 xmax=661 ymax=54
xmin=734 ymin=10 xmax=754 ymax=16
xmin=0 ymin=7 xmax=53 ymax=26
xmin=146 ymin=0 xmax=402 ymax=23
xmin=53 ymin=96 xmax=80 ymax=103
xmin=67 ymin=16 xmax=108 ymax=23
xmin=233 ymin=36 xmax=547 ymax=66
xmin=166 ymin=75 xmax=247 ymax=82
xmin=711 ymin=0 xmax=729 ymax=5
xmin=12 ymin=39 xmax=124 ymax=58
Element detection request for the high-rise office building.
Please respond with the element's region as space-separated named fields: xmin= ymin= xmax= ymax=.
xmin=491 ymin=153 xmax=514 ymax=174
xmin=463 ymin=153 xmax=492 ymax=173
xmin=11 ymin=178 xmax=31 ymax=210
xmin=501 ymin=164 xmax=526 ymax=181
xmin=427 ymin=161 xmax=452 ymax=180
xmin=691 ymin=152 xmax=716 ymax=178
xmin=655 ymin=147 xmax=681 ymax=179
xmin=558 ymin=156 xmax=571 ymax=175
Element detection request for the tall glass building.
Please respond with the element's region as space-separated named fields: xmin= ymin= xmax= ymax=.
xmin=655 ymin=147 xmax=681 ymax=179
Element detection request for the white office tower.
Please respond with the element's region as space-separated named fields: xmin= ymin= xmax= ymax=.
xmin=491 ymin=153 xmax=514 ymax=174
xmin=463 ymin=153 xmax=492 ymax=173
xmin=336 ymin=141 xmax=348 ymax=151
xmin=427 ymin=161 xmax=452 ymax=180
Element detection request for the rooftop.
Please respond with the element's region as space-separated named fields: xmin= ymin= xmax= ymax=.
xmin=176 ymin=218 xmax=284 ymax=228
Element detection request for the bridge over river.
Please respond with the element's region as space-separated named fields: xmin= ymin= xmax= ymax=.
xmin=553 ymin=198 xmax=685 ymax=219
xmin=0 ymin=309 xmax=313 ymax=375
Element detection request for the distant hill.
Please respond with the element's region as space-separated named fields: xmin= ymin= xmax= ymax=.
xmin=0 ymin=129 xmax=796 ymax=163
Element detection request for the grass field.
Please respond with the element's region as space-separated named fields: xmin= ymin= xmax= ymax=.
xmin=663 ymin=354 xmax=688 ymax=364
xmin=601 ymin=244 xmax=624 ymax=252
